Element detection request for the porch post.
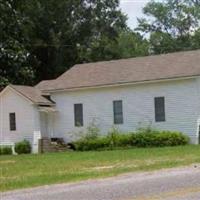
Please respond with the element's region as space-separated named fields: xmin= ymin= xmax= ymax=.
xmin=33 ymin=107 xmax=42 ymax=153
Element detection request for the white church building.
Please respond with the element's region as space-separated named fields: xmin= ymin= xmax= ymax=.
xmin=1 ymin=50 xmax=200 ymax=153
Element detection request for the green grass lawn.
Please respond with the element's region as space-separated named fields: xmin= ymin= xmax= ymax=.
xmin=1 ymin=145 xmax=200 ymax=192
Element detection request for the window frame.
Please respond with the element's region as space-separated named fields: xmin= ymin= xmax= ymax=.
xmin=9 ymin=112 xmax=16 ymax=131
xmin=113 ymin=100 xmax=123 ymax=124
xmin=74 ymin=103 xmax=83 ymax=127
xmin=154 ymin=97 xmax=166 ymax=122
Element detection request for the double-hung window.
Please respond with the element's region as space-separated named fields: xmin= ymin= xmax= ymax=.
xmin=154 ymin=97 xmax=165 ymax=122
xmin=74 ymin=104 xmax=83 ymax=127
xmin=9 ymin=113 xmax=16 ymax=131
xmin=113 ymin=100 xmax=123 ymax=124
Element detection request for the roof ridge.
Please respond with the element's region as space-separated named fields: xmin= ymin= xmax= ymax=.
xmin=70 ymin=49 xmax=200 ymax=67
xmin=35 ymin=49 xmax=200 ymax=92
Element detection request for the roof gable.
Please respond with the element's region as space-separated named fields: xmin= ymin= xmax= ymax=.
xmin=0 ymin=85 xmax=54 ymax=105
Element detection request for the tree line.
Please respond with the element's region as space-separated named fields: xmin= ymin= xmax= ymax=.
xmin=1 ymin=0 xmax=200 ymax=88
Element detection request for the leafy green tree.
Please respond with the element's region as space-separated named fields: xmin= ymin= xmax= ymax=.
xmin=115 ymin=31 xmax=149 ymax=58
xmin=78 ymin=30 xmax=149 ymax=61
xmin=1 ymin=0 xmax=128 ymax=86
xmin=137 ymin=0 xmax=200 ymax=54
xmin=21 ymin=0 xmax=128 ymax=82
xmin=191 ymin=28 xmax=200 ymax=49
xmin=0 ymin=0 xmax=34 ymax=88
xmin=1 ymin=0 xmax=151 ymax=88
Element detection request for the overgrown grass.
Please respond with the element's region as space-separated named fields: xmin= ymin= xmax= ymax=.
xmin=1 ymin=145 xmax=200 ymax=192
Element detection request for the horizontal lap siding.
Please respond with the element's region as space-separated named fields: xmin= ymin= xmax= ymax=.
xmin=51 ymin=78 xmax=200 ymax=144
xmin=0 ymin=89 xmax=36 ymax=146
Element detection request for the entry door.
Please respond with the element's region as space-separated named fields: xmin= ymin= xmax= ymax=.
xmin=40 ymin=113 xmax=48 ymax=137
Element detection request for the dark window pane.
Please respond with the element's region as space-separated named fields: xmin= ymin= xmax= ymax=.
xmin=113 ymin=100 xmax=123 ymax=124
xmin=9 ymin=113 xmax=16 ymax=131
xmin=74 ymin=104 xmax=83 ymax=127
xmin=155 ymin=97 xmax=165 ymax=122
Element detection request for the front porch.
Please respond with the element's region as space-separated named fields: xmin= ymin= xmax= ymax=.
xmin=39 ymin=106 xmax=56 ymax=139
xmin=33 ymin=106 xmax=69 ymax=153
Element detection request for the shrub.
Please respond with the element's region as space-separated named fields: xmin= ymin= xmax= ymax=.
xmin=74 ymin=127 xmax=134 ymax=151
xmin=75 ymin=137 xmax=110 ymax=151
xmin=0 ymin=146 xmax=12 ymax=155
xmin=15 ymin=140 xmax=31 ymax=154
xmin=107 ymin=127 xmax=134 ymax=148
xmin=107 ymin=127 xmax=121 ymax=148
xmin=73 ymin=126 xmax=189 ymax=151
xmin=84 ymin=121 xmax=100 ymax=140
xmin=133 ymin=128 xmax=189 ymax=147
xmin=71 ymin=120 xmax=100 ymax=141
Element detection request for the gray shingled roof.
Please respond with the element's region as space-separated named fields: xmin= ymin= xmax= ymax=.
xmin=10 ymin=85 xmax=54 ymax=105
xmin=36 ymin=50 xmax=200 ymax=91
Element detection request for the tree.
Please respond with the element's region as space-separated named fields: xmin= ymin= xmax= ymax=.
xmin=20 ymin=0 xmax=128 ymax=82
xmin=0 ymin=0 xmax=34 ymax=87
xmin=136 ymin=0 xmax=200 ymax=54
xmin=1 ymin=0 xmax=151 ymax=88
xmin=78 ymin=30 xmax=149 ymax=62
xmin=116 ymin=31 xmax=149 ymax=58
xmin=0 ymin=0 xmax=128 ymax=86
xmin=191 ymin=28 xmax=200 ymax=49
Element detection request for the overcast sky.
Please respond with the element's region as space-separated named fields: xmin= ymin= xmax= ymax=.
xmin=120 ymin=0 xmax=159 ymax=29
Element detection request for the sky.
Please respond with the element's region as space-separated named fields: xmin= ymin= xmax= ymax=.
xmin=120 ymin=0 xmax=157 ymax=29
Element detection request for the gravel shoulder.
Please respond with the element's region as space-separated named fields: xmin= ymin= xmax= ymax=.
xmin=1 ymin=165 xmax=200 ymax=200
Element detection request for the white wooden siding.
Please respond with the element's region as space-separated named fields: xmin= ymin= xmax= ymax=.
xmin=1 ymin=77 xmax=200 ymax=148
xmin=0 ymin=88 xmax=39 ymax=147
xmin=51 ymin=78 xmax=200 ymax=144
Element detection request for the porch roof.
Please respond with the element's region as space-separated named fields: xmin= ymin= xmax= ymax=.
xmin=38 ymin=106 xmax=58 ymax=113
